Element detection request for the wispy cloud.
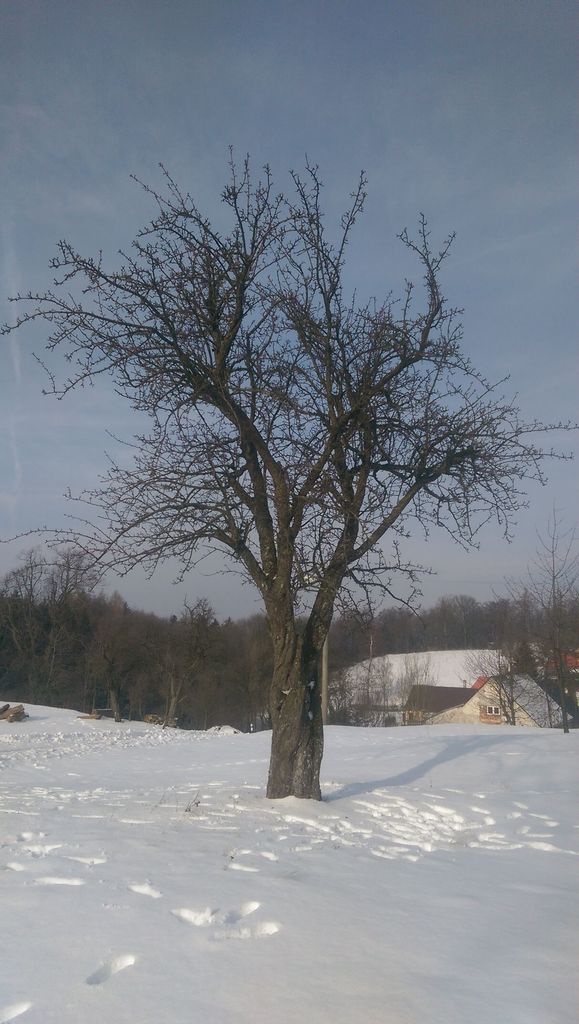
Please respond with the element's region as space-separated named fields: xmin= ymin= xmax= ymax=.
xmin=9 ymin=335 xmax=21 ymax=386
xmin=1 ymin=222 xmax=23 ymax=519
xmin=8 ymin=414 xmax=22 ymax=495
xmin=1 ymin=221 xmax=23 ymax=386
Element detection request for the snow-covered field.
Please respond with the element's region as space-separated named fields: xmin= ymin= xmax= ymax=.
xmin=1 ymin=704 xmax=577 ymax=1024
xmin=347 ymin=649 xmax=490 ymax=690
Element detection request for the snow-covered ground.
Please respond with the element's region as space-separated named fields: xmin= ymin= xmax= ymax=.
xmin=347 ymin=648 xmax=490 ymax=691
xmin=1 ymin=704 xmax=577 ymax=1024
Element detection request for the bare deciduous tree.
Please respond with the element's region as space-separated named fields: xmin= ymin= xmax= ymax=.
xmin=466 ymin=646 xmax=552 ymax=727
xmin=152 ymin=599 xmax=218 ymax=728
xmin=87 ymin=594 xmax=138 ymax=722
xmin=3 ymin=159 xmax=565 ymax=797
xmin=358 ymin=658 xmax=396 ymax=727
xmin=0 ymin=547 xmax=96 ymax=703
xmin=398 ymin=653 xmax=437 ymax=722
xmin=518 ymin=515 xmax=579 ymax=733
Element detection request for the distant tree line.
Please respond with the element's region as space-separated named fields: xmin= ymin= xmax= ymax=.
xmin=1 ymin=544 xmax=577 ymax=731
xmin=0 ymin=548 xmax=272 ymax=731
xmin=328 ymin=591 xmax=575 ymax=666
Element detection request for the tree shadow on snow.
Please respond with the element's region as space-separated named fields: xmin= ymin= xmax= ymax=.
xmin=325 ymin=734 xmax=506 ymax=802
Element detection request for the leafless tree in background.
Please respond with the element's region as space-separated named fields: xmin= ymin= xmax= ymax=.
xmin=519 ymin=515 xmax=579 ymax=733
xmin=0 ymin=547 xmax=96 ymax=704
xmin=154 ymin=598 xmax=217 ymax=728
xmin=397 ymin=653 xmax=436 ymax=717
xmin=466 ymin=646 xmax=551 ymax=726
xmin=4 ymin=158 xmax=565 ymax=797
xmin=87 ymin=592 xmax=143 ymax=722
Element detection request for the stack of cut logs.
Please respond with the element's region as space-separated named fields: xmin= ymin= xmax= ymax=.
xmin=144 ymin=714 xmax=177 ymax=727
xmin=0 ymin=703 xmax=28 ymax=722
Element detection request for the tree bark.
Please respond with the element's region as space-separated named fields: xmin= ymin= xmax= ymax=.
xmin=555 ymin=652 xmax=570 ymax=734
xmin=164 ymin=692 xmax=179 ymax=728
xmin=266 ymin=632 xmax=324 ymax=800
xmin=109 ymin=684 xmax=122 ymax=722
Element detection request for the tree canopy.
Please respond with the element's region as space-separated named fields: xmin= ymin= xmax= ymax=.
xmin=4 ymin=158 xmax=565 ymax=797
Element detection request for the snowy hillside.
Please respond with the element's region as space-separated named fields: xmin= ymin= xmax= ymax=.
xmin=346 ymin=648 xmax=491 ymax=691
xmin=1 ymin=703 xmax=577 ymax=1024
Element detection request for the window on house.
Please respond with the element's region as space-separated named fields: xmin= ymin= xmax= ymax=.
xmin=486 ymin=705 xmax=500 ymax=716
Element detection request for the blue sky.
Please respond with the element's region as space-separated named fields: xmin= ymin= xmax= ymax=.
xmin=1 ymin=0 xmax=577 ymax=618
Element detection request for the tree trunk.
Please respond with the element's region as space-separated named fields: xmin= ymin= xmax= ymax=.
xmin=266 ymin=634 xmax=324 ymax=800
xmin=546 ymin=689 xmax=554 ymax=728
xmin=164 ymin=693 xmax=179 ymax=728
xmin=555 ymin=653 xmax=570 ymax=734
xmin=109 ymin=684 xmax=122 ymax=722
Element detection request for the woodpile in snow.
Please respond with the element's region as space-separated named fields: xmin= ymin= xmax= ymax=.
xmin=0 ymin=703 xmax=28 ymax=722
xmin=143 ymin=714 xmax=178 ymax=727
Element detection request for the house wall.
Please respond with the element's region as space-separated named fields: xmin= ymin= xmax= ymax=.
xmin=430 ymin=703 xmax=485 ymax=725
xmin=429 ymin=681 xmax=539 ymax=727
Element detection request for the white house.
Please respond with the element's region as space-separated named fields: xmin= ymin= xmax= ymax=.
xmin=428 ymin=676 xmax=542 ymax=726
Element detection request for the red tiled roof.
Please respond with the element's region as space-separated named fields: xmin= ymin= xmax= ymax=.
xmin=472 ymin=676 xmax=488 ymax=690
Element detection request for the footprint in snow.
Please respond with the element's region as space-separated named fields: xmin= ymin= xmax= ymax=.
xmin=22 ymin=843 xmax=63 ymax=856
xmin=172 ymin=907 xmax=219 ymax=926
xmin=0 ymin=1003 xmax=33 ymax=1023
xmin=35 ymin=876 xmax=85 ymax=886
xmin=86 ymin=954 xmax=137 ymax=986
xmin=129 ymin=882 xmax=162 ymax=899
xmin=172 ymin=901 xmax=280 ymax=940
xmin=214 ymin=920 xmax=281 ymax=941
xmin=66 ymin=855 xmax=107 ymax=866
xmin=227 ymin=848 xmax=278 ymax=871
xmin=172 ymin=901 xmax=260 ymax=927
